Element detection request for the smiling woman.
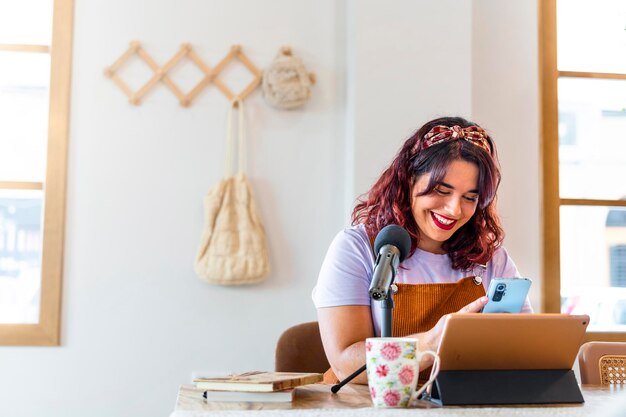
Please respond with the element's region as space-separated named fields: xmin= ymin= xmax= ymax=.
xmin=312 ymin=117 xmax=532 ymax=384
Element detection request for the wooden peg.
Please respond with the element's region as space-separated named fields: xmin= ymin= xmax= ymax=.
xmin=231 ymin=44 xmax=241 ymax=53
xmin=309 ymin=73 xmax=316 ymax=85
xmin=280 ymin=46 xmax=292 ymax=56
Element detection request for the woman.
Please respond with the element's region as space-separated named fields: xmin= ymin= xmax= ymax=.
xmin=312 ymin=116 xmax=532 ymax=384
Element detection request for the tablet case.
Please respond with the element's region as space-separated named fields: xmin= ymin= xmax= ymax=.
xmin=430 ymin=314 xmax=589 ymax=405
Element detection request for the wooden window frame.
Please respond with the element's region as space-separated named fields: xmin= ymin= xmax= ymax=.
xmin=0 ymin=0 xmax=73 ymax=345
xmin=539 ymin=0 xmax=626 ymax=342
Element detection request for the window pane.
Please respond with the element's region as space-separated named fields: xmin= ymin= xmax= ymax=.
xmin=0 ymin=0 xmax=54 ymax=45
xmin=557 ymin=0 xmax=626 ymax=74
xmin=560 ymin=205 xmax=626 ymax=332
xmin=0 ymin=51 xmax=50 ymax=182
xmin=558 ymin=77 xmax=626 ymax=200
xmin=0 ymin=190 xmax=43 ymax=324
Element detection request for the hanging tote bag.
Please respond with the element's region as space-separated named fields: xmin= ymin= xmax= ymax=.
xmin=194 ymin=99 xmax=270 ymax=285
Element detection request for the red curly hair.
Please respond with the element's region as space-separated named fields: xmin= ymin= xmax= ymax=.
xmin=352 ymin=117 xmax=504 ymax=271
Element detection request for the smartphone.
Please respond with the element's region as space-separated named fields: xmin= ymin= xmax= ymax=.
xmin=482 ymin=277 xmax=532 ymax=313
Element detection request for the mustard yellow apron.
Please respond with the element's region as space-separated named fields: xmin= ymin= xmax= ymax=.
xmin=322 ymin=276 xmax=486 ymax=384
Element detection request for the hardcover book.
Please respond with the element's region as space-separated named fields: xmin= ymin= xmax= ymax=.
xmin=194 ymin=371 xmax=323 ymax=392
xmin=203 ymin=388 xmax=295 ymax=403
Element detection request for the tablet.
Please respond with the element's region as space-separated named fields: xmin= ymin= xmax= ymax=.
xmin=437 ymin=314 xmax=589 ymax=371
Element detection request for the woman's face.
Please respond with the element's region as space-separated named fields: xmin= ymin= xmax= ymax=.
xmin=411 ymin=159 xmax=479 ymax=254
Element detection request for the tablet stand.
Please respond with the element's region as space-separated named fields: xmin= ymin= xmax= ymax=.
xmin=430 ymin=369 xmax=584 ymax=405
xmin=330 ymin=288 xmax=395 ymax=393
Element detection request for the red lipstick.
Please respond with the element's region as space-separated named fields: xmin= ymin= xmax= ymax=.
xmin=430 ymin=212 xmax=456 ymax=231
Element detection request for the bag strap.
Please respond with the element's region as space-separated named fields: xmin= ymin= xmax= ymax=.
xmin=224 ymin=98 xmax=246 ymax=176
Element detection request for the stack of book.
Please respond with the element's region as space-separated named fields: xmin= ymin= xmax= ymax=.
xmin=193 ymin=371 xmax=323 ymax=403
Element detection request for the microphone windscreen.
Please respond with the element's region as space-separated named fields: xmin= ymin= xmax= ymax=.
xmin=374 ymin=224 xmax=411 ymax=262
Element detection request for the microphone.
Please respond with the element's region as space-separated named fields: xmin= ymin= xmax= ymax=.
xmin=368 ymin=225 xmax=411 ymax=301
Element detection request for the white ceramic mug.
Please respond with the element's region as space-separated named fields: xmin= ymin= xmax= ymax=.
xmin=365 ymin=337 xmax=440 ymax=407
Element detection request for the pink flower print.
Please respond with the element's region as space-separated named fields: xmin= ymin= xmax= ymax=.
xmin=375 ymin=364 xmax=389 ymax=377
xmin=370 ymin=386 xmax=376 ymax=398
xmin=383 ymin=389 xmax=401 ymax=407
xmin=366 ymin=341 xmax=372 ymax=352
xmin=398 ymin=365 xmax=415 ymax=385
xmin=380 ymin=342 xmax=402 ymax=361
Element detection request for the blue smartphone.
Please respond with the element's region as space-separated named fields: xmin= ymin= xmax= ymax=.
xmin=482 ymin=277 xmax=532 ymax=313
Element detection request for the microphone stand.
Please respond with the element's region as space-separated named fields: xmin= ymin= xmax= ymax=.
xmin=331 ymin=285 xmax=395 ymax=393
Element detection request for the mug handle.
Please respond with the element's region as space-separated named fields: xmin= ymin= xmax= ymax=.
xmin=410 ymin=350 xmax=440 ymax=403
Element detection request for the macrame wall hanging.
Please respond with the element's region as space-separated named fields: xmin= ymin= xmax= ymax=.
xmin=262 ymin=46 xmax=315 ymax=110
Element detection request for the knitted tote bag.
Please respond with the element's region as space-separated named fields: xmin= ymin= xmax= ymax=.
xmin=194 ymin=99 xmax=270 ymax=285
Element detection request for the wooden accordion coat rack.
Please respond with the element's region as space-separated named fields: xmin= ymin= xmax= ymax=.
xmin=105 ymin=42 xmax=262 ymax=107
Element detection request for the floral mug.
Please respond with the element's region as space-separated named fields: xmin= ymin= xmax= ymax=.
xmin=365 ymin=337 xmax=440 ymax=407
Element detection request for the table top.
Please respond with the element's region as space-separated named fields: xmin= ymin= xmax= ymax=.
xmin=171 ymin=383 xmax=626 ymax=417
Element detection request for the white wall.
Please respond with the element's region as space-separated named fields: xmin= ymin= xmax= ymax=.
xmin=0 ymin=1 xmax=541 ymax=417
xmin=347 ymin=0 xmax=472 ymax=200
xmin=472 ymin=0 xmax=541 ymax=310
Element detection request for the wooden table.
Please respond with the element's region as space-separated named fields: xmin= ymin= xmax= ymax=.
xmin=170 ymin=383 xmax=626 ymax=417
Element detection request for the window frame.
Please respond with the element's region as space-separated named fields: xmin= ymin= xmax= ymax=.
xmin=540 ymin=0 xmax=626 ymax=342
xmin=0 ymin=0 xmax=73 ymax=345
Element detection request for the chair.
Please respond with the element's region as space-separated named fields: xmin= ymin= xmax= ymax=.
xmin=275 ymin=321 xmax=330 ymax=373
xmin=578 ymin=341 xmax=626 ymax=385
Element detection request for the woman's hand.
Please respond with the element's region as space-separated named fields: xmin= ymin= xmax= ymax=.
xmin=411 ymin=296 xmax=489 ymax=368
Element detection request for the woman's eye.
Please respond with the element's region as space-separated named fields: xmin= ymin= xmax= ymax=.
xmin=435 ymin=188 xmax=450 ymax=195
xmin=464 ymin=195 xmax=479 ymax=202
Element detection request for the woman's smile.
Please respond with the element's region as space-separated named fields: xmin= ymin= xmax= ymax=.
xmin=431 ymin=212 xmax=457 ymax=230
xmin=411 ymin=159 xmax=479 ymax=253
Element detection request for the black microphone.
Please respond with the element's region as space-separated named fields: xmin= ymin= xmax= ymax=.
xmin=368 ymin=225 xmax=411 ymax=301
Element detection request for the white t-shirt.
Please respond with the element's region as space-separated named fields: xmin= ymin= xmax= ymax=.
xmin=312 ymin=224 xmax=532 ymax=335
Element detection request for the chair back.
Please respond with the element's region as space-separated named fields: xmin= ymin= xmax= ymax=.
xmin=578 ymin=341 xmax=626 ymax=385
xmin=275 ymin=321 xmax=330 ymax=373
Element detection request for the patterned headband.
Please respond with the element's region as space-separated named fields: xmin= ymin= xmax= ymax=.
xmin=417 ymin=125 xmax=492 ymax=154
